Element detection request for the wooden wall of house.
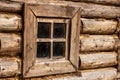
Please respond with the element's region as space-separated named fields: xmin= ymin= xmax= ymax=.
xmin=0 ymin=0 xmax=120 ymax=80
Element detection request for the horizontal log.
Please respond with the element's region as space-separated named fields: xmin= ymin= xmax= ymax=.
xmin=0 ymin=1 xmax=120 ymax=18
xmin=80 ymin=35 xmax=117 ymax=51
xmin=0 ymin=1 xmax=23 ymax=13
xmin=0 ymin=57 xmax=21 ymax=77
xmin=37 ymin=1 xmax=120 ymax=18
xmin=68 ymin=0 xmax=120 ymax=6
xmin=79 ymin=67 xmax=117 ymax=80
xmin=0 ymin=12 xmax=22 ymax=32
xmin=81 ymin=18 xmax=117 ymax=34
xmin=27 ymin=68 xmax=117 ymax=80
xmin=0 ymin=77 xmax=19 ymax=80
xmin=0 ymin=33 xmax=21 ymax=56
xmin=79 ymin=52 xmax=117 ymax=69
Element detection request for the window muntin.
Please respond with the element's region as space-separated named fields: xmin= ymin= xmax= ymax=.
xmin=36 ymin=18 xmax=69 ymax=60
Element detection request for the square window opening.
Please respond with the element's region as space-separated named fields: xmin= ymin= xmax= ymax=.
xmin=53 ymin=23 xmax=66 ymax=38
xmin=53 ymin=42 xmax=65 ymax=58
xmin=37 ymin=22 xmax=51 ymax=38
xmin=37 ymin=42 xmax=50 ymax=58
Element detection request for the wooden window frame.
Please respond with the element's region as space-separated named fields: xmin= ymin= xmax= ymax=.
xmin=23 ymin=3 xmax=80 ymax=78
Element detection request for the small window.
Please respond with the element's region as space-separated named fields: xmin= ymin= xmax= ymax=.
xmin=23 ymin=4 xmax=80 ymax=78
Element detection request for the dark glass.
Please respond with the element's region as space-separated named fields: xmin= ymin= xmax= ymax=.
xmin=37 ymin=42 xmax=50 ymax=58
xmin=53 ymin=23 xmax=66 ymax=38
xmin=37 ymin=22 xmax=51 ymax=38
xmin=53 ymin=42 xmax=65 ymax=57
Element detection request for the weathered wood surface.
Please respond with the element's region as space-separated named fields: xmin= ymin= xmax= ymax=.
xmin=69 ymin=0 xmax=120 ymax=6
xmin=79 ymin=52 xmax=117 ymax=69
xmin=0 ymin=77 xmax=19 ymax=80
xmin=26 ymin=68 xmax=117 ymax=80
xmin=117 ymin=72 xmax=120 ymax=79
xmin=29 ymin=4 xmax=80 ymax=18
xmin=80 ymin=35 xmax=117 ymax=51
xmin=70 ymin=8 xmax=80 ymax=69
xmin=0 ymin=1 xmax=23 ymax=13
xmin=0 ymin=57 xmax=21 ymax=77
xmin=0 ymin=33 xmax=21 ymax=56
xmin=23 ymin=4 xmax=37 ymax=77
xmin=25 ymin=60 xmax=75 ymax=77
xmin=81 ymin=18 xmax=117 ymax=34
xmin=0 ymin=1 xmax=120 ymax=18
xmin=37 ymin=1 xmax=120 ymax=18
xmin=118 ymin=18 xmax=120 ymax=72
xmin=0 ymin=12 xmax=22 ymax=32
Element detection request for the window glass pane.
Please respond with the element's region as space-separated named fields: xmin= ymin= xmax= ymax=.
xmin=53 ymin=42 xmax=65 ymax=57
xmin=37 ymin=42 xmax=50 ymax=58
xmin=37 ymin=22 xmax=51 ymax=38
xmin=53 ymin=23 xmax=66 ymax=38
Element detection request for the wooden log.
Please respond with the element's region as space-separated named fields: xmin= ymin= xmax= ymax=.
xmin=81 ymin=18 xmax=117 ymax=34
xmin=0 ymin=33 xmax=21 ymax=56
xmin=79 ymin=52 xmax=117 ymax=69
xmin=68 ymin=0 xmax=120 ymax=6
xmin=79 ymin=67 xmax=117 ymax=80
xmin=0 ymin=12 xmax=22 ymax=32
xmin=0 ymin=77 xmax=19 ymax=80
xmin=37 ymin=1 xmax=120 ymax=18
xmin=80 ymin=35 xmax=117 ymax=51
xmin=0 ymin=57 xmax=21 ymax=77
xmin=0 ymin=1 xmax=120 ymax=18
xmin=0 ymin=1 xmax=23 ymax=13
xmin=27 ymin=68 xmax=117 ymax=80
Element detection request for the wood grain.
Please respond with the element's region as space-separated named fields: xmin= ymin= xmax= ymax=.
xmin=0 ymin=77 xmax=19 ymax=80
xmin=37 ymin=1 xmax=120 ymax=18
xmin=0 ymin=1 xmax=23 ymax=13
xmin=70 ymin=8 xmax=80 ymax=69
xmin=29 ymin=4 xmax=79 ymax=18
xmin=81 ymin=18 xmax=117 ymax=34
xmin=79 ymin=52 xmax=117 ymax=69
xmin=23 ymin=4 xmax=37 ymax=77
xmin=68 ymin=0 xmax=120 ymax=6
xmin=80 ymin=35 xmax=117 ymax=52
xmin=0 ymin=57 xmax=21 ymax=77
xmin=0 ymin=12 xmax=22 ymax=32
xmin=25 ymin=60 xmax=75 ymax=77
xmin=0 ymin=33 xmax=21 ymax=56
xmin=117 ymin=18 xmax=120 ymax=72
xmin=0 ymin=1 xmax=120 ymax=18
xmin=25 ymin=67 xmax=117 ymax=80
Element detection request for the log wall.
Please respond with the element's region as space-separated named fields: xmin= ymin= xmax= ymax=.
xmin=0 ymin=0 xmax=119 ymax=80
